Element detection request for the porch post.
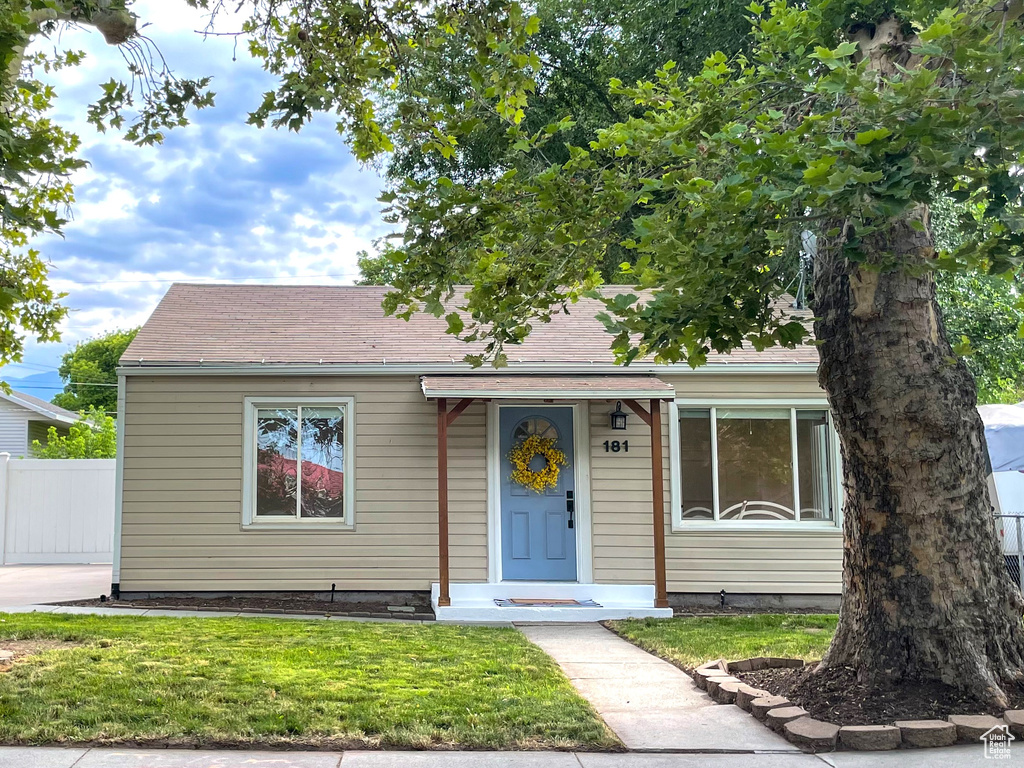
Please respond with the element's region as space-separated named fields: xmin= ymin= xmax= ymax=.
xmin=437 ymin=397 xmax=451 ymax=607
xmin=650 ymin=399 xmax=669 ymax=608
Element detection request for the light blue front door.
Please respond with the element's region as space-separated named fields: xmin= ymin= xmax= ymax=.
xmin=499 ymin=406 xmax=577 ymax=581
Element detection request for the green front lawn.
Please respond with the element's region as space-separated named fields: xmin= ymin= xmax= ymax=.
xmin=0 ymin=613 xmax=617 ymax=750
xmin=608 ymin=614 xmax=838 ymax=670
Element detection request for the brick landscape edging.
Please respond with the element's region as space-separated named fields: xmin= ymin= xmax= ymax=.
xmin=693 ymin=657 xmax=1021 ymax=753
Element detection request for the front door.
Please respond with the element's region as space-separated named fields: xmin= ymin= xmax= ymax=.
xmin=499 ymin=406 xmax=577 ymax=581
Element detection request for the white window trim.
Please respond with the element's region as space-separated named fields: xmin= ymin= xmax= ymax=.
xmin=669 ymin=398 xmax=843 ymax=533
xmin=242 ymin=396 xmax=355 ymax=530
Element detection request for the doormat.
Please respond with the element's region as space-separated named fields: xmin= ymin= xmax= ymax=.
xmin=493 ymin=598 xmax=602 ymax=607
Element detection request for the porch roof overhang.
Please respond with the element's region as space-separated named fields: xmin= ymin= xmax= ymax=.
xmin=420 ymin=374 xmax=675 ymax=400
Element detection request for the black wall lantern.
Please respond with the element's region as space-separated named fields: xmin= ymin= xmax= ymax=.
xmin=610 ymin=401 xmax=628 ymax=430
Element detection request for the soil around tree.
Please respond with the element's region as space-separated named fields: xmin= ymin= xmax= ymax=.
xmin=61 ymin=594 xmax=435 ymax=620
xmin=738 ymin=664 xmax=1024 ymax=724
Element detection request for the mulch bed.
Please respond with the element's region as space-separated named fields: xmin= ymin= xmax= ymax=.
xmin=672 ymin=606 xmax=834 ymax=617
xmin=61 ymin=595 xmax=435 ymax=621
xmin=738 ymin=664 xmax=1024 ymax=724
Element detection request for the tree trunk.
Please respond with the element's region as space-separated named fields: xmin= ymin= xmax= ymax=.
xmin=814 ymin=211 xmax=1024 ymax=707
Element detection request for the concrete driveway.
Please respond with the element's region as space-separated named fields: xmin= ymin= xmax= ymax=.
xmin=0 ymin=564 xmax=112 ymax=607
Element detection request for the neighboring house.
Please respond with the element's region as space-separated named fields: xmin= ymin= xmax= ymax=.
xmin=113 ymin=284 xmax=842 ymax=621
xmin=0 ymin=390 xmax=78 ymax=457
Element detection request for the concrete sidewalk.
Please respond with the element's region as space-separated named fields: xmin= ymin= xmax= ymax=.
xmin=0 ymin=746 xmax=1002 ymax=767
xmin=519 ymin=623 xmax=798 ymax=753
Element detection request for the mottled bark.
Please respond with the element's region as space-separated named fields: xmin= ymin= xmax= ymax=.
xmin=5 ymin=1 xmax=136 ymax=107
xmin=30 ymin=1 xmax=137 ymax=45
xmin=814 ymin=211 xmax=1024 ymax=706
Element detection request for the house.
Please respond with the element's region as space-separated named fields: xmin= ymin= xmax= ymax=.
xmin=0 ymin=390 xmax=79 ymax=457
xmin=113 ymin=284 xmax=843 ymax=621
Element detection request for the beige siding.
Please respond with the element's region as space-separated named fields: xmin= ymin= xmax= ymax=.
xmin=120 ymin=369 xmax=841 ymax=595
xmin=120 ymin=375 xmax=487 ymax=592
xmin=588 ymin=372 xmax=842 ymax=594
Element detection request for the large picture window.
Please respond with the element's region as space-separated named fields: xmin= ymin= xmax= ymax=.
xmin=243 ymin=397 xmax=355 ymax=528
xmin=676 ymin=405 xmax=837 ymax=525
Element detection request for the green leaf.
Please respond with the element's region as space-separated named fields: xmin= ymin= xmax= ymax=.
xmin=803 ymin=156 xmax=838 ymax=184
xmin=445 ymin=312 xmax=464 ymax=335
xmin=855 ymin=128 xmax=892 ymax=146
xmin=919 ymin=19 xmax=954 ymax=43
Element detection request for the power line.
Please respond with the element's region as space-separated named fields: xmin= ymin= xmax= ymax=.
xmin=7 ymin=382 xmax=119 ymax=389
xmin=4 ymin=362 xmax=60 ymax=372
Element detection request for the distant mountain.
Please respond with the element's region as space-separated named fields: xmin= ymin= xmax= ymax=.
xmin=0 ymin=370 xmax=64 ymax=401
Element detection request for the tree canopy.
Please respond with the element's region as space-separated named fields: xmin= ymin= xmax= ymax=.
xmin=930 ymin=194 xmax=1024 ymax=404
xmin=937 ymin=273 xmax=1024 ymax=403
xmin=52 ymin=327 xmax=138 ymax=414
xmin=353 ymin=0 xmax=1023 ymax=406
xmin=356 ymin=0 xmax=753 ymax=282
xmin=31 ymin=405 xmax=116 ymax=459
xmin=363 ymin=2 xmax=1022 ymax=368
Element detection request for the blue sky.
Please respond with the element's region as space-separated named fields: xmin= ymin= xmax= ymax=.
xmin=4 ymin=1 xmax=388 ymax=394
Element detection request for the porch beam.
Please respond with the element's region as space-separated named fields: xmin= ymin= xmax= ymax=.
xmin=446 ymin=397 xmax=476 ymax=427
xmin=650 ymin=398 xmax=669 ymax=609
xmin=437 ymin=397 xmax=451 ymax=607
xmin=623 ymin=399 xmax=652 ymax=428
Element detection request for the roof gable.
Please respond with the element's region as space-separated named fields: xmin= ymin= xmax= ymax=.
xmin=0 ymin=390 xmax=79 ymax=424
xmin=122 ymin=283 xmax=817 ymax=369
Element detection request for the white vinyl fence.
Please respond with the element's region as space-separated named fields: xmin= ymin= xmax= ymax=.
xmin=0 ymin=454 xmax=115 ymax=564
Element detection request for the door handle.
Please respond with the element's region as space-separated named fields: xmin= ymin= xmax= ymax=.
xmin=566 ymin=491 xmax=575 ymax=529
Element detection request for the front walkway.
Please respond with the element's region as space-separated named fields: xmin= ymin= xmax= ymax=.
xmin=519 ymin=623 xmax=799 ymax=753
xmin=0 ymin=745 xmax=997 ymax=767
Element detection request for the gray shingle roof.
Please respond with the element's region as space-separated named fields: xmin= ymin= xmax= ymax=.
xmin=2 ymin=390 xmax=80 ymax=423
xmin=121 ymin=283 xmax=818 ymax=368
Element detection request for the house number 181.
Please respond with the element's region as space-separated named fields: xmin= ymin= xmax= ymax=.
xmin=603 ymin=440 xmax=628 ymax=453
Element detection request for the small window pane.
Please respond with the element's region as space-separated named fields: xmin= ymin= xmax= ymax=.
xmin=513 ymin=417 xmax=558 ymax=442
xmin=797 ymin=410 xmax=834 ymax=521
xmin=256 ymin=408 xmax=298 ymax=517
xmin=679 ymin=410 xmax=714 ymax=519
xmin=717 ymin=411 xmax=795 ymax=520
xmin=299 ymin=406 xmax=345 ymax=518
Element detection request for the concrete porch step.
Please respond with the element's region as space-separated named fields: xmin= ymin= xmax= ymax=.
xmin=431 ymin=582 xmax=674 ymax=623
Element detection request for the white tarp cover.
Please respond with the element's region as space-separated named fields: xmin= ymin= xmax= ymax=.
xmin=979 ymin=403 xmax=1024 ymax=473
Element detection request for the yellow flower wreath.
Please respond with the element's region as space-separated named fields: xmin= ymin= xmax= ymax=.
xmin=508 ymin=434 xmax=568 ymax=493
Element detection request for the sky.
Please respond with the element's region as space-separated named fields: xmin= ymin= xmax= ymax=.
xmin=3 ymin=1 xmax=389 ymax=393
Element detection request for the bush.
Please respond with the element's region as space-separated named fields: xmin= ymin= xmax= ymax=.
xmin=31 ymin=406 xmax=116 ymax=459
